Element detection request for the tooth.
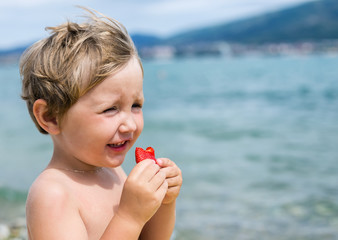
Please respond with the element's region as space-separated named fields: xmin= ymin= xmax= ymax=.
xmin=112 ymin=141 xmax=125 ymax=147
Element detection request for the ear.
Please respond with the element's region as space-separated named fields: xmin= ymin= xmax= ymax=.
xmin=33 ymin=99 xmax=60 ymax=135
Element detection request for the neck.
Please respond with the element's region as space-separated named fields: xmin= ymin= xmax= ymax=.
xmin=53 ymin=166 xmax=104 ymax=174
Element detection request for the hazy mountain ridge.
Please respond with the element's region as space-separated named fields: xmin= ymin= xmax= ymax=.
xmin=1 ymin=0 xmax=338 ymax=60
xmin=165 ymin=0 xmax=338 ymax=45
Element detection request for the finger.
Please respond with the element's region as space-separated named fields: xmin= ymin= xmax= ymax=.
xmin=156 ymin=158 xmax=175 ymax=168
xmin=137 ymin=159 xmax=159 ymax=169
xmin=149 ymin=170 xmax=166 ymax=191
xmin=155 ymin=179 xmax=168 ymax=201
xmin=130 ymin=160 xmax=160 ymax=181
xmin=167 ymin=185 xmax=181 ymax=195
xmin=165 ymin=175 xmax=183 ymax=187
xmin=160 ymin=166 xmax=181 ymax=178
xmin=162 ymin=185 xmax=180 ymax=204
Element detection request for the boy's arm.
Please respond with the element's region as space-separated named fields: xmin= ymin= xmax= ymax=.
xmin=139 ymin=201 xmax=176 ymax=240
xmin=139 ymin=158 xmax=183 ymax=240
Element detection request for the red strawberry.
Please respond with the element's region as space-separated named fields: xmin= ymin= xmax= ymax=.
xmin=135 ymin=147 xmax=157 ymax=164
xmin=146 ymin=147 xmax=155 ymax=155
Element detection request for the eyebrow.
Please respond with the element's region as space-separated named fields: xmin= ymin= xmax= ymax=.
xmin=132 ymin=90 xmax=144 ymax=101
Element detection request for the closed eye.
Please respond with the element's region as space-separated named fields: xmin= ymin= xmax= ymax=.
xmin=132 ymin=103 xmax=143 ymax=109
xmin=103 ymin=106 xmax=118 ymax=113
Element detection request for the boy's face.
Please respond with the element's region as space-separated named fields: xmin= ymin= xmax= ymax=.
xmin=54 ymin=56 xmax=144 ymax=169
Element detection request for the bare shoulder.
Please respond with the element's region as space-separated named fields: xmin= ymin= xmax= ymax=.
xmin=27 ymin=169 xmax=73 ymax=208
xmin=26 ymin=169 xmax=87 ymax=239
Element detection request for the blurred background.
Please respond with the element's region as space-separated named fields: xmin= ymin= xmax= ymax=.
xmin=1 ymin=0 xmax=338 ymax=239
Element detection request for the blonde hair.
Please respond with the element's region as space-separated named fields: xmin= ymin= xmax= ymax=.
xmin=20 ymin=7 xmax=141 ymax=134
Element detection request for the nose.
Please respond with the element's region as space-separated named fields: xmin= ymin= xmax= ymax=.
xmin=119 ymin=112 xmax=137 ymax=133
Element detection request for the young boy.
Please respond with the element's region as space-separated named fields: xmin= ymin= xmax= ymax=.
xmin=20 ymin=7 xmax=182 ymax=240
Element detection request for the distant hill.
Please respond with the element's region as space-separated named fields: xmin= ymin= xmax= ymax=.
xmin=1 ymin=0 xmax=338 ymax=60
xmin=0 ymin=46 xmax=27 ymax=56
xmin=0 ymin=46 xmax=27 ymax=63
xmin=165 ymin=0 xmax=338 ymax=45
xmin=131 ymin=34 xmax=163 ymax=48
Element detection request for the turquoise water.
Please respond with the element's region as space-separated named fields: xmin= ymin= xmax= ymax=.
xmin=1 ymin=55 xmax=338 ymax=239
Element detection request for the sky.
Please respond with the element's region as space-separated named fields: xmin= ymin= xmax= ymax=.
xmin=0 ymin=0 xmax=316 ymax=49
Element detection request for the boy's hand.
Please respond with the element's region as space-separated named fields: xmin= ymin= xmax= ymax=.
xmin=117 ymin=160 xmax=168 ymax=228
xmin=156 ymin=158 xmax=182 ymax=205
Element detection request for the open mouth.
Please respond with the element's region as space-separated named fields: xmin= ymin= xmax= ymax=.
xmin=107 ymin=141 xmax=128 ymax=149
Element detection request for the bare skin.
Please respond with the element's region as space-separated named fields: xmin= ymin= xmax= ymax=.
xmin=26 ymin=57 xmax=183 ymax=240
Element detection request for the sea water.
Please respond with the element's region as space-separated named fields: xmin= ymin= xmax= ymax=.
xmin=0 ymin=55 xmax=338 ymax=239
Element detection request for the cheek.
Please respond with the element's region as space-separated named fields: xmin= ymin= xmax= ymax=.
xmin=63 ymin=115 xmax=108 ymax=142
xmin=135 ymin=114 xmax=144 ymax=136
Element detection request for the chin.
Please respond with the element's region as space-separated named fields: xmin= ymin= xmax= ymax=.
xmin=105 ymin=155 xmax=126 ymax=168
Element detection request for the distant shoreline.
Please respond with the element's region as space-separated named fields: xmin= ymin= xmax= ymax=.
xmin=1 ymin=40 xmax=338 ymax=64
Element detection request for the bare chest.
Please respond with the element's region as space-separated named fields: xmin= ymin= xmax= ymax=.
xmin=73 ymin=172 xmax=125 ymax=239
